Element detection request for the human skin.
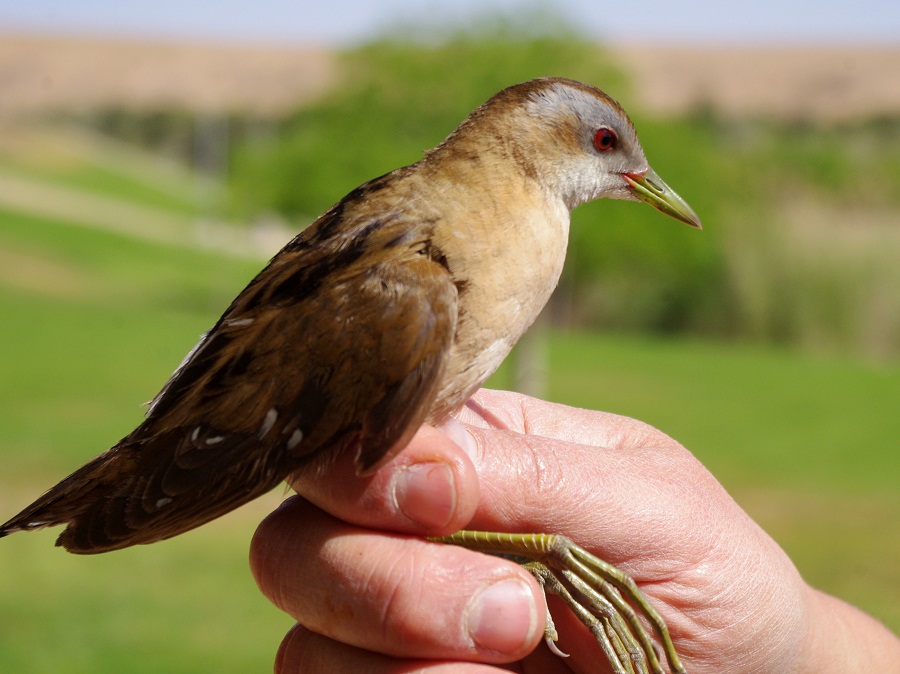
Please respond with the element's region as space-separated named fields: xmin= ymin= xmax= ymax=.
xmin=250 ymin=389 xmax=900 ymax=673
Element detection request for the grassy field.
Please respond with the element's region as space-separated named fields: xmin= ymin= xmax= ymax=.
xmin=0 ymin=129 xmax=897 ymax=671
xmin=0 ymin=126 xmax=205 ymax=217
xmin=0 ymin=203 xmax=292 ymax=672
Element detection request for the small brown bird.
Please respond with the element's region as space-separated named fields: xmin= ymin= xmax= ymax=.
xmin=1 ymin=78 xmax=699 ymax=673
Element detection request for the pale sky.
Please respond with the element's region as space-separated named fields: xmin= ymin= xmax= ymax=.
xmin=0 ymin=0 xmax=898 ymax=45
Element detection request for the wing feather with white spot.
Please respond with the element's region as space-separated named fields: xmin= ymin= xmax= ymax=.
xmin=0 ymin=192 xmax=458 ymax=553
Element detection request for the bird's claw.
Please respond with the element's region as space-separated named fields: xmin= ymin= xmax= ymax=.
xmin=434 ymin=531 xmax=686 ymax=674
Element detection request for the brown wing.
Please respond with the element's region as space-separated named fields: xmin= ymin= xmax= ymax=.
xmin=0 ymin=206 xmax=458 ymax=553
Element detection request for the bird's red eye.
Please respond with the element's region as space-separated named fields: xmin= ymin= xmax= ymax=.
xmin=593 ymin=127 xmax=617 ymax=152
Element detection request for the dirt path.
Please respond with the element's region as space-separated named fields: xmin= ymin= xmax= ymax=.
xmin=0 ymin=168 xmax=190 ymax=242
xmin=0 ymin=168 xmax=289 ymax=259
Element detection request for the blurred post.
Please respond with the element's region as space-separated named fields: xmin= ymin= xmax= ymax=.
xmin=510 ymin=312 xmax=548 ymax=399
xmin=193 ymin=113 xmax=229 ymax=214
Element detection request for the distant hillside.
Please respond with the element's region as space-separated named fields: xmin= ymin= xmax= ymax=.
xmin=614 ymin=43 xmax=900 ymax=122
xmin=0 ymin=33 xmax=335 ymax=118
xmin=1 ymin=32 xmax=898 ymax=121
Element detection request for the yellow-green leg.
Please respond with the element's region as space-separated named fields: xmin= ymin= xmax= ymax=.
xmin=432 ymin=530 xmax=686 ymax=674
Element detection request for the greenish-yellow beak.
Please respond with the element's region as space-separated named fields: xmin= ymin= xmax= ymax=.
xmin=624 ymin=168 xmax=702 ymax=229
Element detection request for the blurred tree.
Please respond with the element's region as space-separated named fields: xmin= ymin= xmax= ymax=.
xmin=225 ymin=16 xmax=899 ymax=357
xmin=227 ymin=12 xmax=625 ymax=219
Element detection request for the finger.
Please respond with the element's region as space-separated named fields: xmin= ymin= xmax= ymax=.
xmin=276 ymin=624 xmax=528 ymax=674
xmin=460 ymin=389 xmax=679 ymax=451
xmin=455 ymin=413 xmax=735 ymax=572
xmin=251 ymin=496 xmax=545 ymax=663
xmin=289 ymin=424 xmax=480 ymax=536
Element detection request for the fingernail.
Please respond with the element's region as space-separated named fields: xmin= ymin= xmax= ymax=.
xmin=395 ymin=462 xmax=456 ymax=529
xmin=467 ymin=578 xmax=538 ymax=654
xmin=440 ymin=418 xmax=478 ymax=463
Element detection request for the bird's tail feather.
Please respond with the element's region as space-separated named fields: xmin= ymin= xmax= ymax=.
xmin=1 ymin=430 xmax=287 ymax=554
xmin=0 ymin=451 xmax=117 ymax=539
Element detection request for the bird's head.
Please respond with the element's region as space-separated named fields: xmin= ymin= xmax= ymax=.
xmin=447 ymin=77 xmax=702 ymax=228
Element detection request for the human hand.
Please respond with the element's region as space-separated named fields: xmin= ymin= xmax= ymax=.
xmin=250 ymin=389 xmax=900 ymax=673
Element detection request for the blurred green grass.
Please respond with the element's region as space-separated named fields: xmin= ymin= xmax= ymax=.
xmin=0 ymin=196 xmax=896 ymax=671
xmin=0 ymin=206 xmax=292 ymax=672
xmin=0 ymin=515 xmax=290 ymax=674
xmin=0 ymin=208 xmax=261 ymax=474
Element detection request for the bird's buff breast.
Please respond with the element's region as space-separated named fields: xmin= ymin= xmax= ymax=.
xmin=429 ymin=195 xmax=570 ymax=418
